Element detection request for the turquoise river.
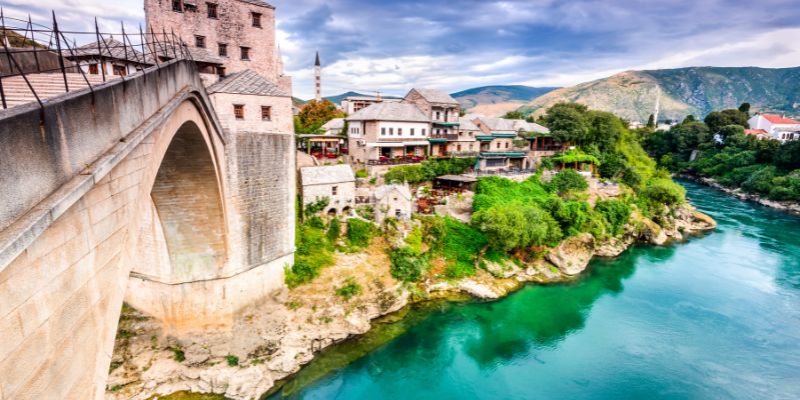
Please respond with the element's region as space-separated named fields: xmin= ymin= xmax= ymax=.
xmin=269 ymin=181 xmax=800 ymax=400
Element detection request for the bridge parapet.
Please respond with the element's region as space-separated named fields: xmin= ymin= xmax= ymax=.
xmin=0 ymin=59 xmax=222 ymax=269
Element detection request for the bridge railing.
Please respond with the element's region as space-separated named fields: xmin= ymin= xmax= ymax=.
xmin=0 ymin=9 xmax=196 ymax=110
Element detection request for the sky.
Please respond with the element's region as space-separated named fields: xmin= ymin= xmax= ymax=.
xmin=3 ymin=0 xmax=800 ymax=99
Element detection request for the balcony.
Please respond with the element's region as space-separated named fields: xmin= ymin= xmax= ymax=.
xmin=428 ymin=133 xmax=459 ymax=142
xmin=366 ymin=156 xmax=427 ymax=166
xmin=445 ymin=151 xmax=480 ymax=157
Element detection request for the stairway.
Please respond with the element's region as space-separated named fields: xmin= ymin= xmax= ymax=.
xmin=0 ymin=73 xmax=115 ymax=109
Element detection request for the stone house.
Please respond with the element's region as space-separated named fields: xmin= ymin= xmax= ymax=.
xmin=346 ymin=102 xmax=431 ymax=164
xmin=207 ymin=69 xmax=293 ymax=134
xmin=300 ymin=164 xmax=356 ymax=215
xmin=404 ymin=88 xmax=461 ymax=157
xmin=373 ymin=183 xmax=413 ymax=224
xmin=145 ymin=0 xmax=292 ymax=93
xmin=341 ymin=95 xmax=401 ymax=114
xmin=67 ymin=38 xmax=152 ymax=77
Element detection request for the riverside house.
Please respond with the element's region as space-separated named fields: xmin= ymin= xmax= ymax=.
xmin=404 ymin=88 xmax=462 ymax=157
xmin=467 ymin=115 xmax=560 ymax=172
xmin=300 ymin=164 xmax=356 ymax=216
xmin=346 ymin=102 xmax=432 ymax=164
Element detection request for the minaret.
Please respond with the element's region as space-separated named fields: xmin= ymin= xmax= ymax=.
xmin=314 ymin=51 xmax=321 ymax=102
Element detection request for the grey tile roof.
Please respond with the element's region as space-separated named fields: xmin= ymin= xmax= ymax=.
xmin=374 ymin=184 xmax=412 ymax=201
xmin=207 ymin=69 xmax=289 ymax=97
xmin=322 ymin=117 xmax=345 ymax=130
xmin=70 ymin=38 xmax=149 ymax=64
xmin=409 ymin=88 xmax=459 ymax=105
xmin=346 ymin=102 xmax=429 ymax=122
xmin=300 ymin=165 xmax=355 ymax=186
xmin=458 ymin=116 xmax=481 ymax=131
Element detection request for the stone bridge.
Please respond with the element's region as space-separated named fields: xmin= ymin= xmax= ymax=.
xmin=0 ymin=60 xmax=295 ymax=399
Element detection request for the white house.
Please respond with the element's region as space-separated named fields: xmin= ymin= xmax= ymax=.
xmin=747 ymin=113 xmax=800 ymax=142
xmin=346 ymin=102 xmax=431 ymax=164
xmin=373 ymin=184 xmax=413 ymax=224
xmin=300 ymin=164 xmax=356 ymax=216
xmin=321 ymin=117 xmax=345 ymax=136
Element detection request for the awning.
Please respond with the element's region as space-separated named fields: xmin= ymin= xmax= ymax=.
xmin=433 ymin=122 xmax=459 ymax=127
xmin=368 ymin=141 xmax=430 ymax=147
xmin=480 ymin=152 xmax=526 ymax=158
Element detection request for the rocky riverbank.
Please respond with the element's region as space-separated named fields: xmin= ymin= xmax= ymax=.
xmin=677 ymin=174 xmax=800 ymax=215
xmin=106 ymin=204 xmax=715 ymax=400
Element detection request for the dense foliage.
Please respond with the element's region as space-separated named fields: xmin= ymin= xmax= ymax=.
xmin=643 ymin=104 xmax=800 ymax=202
xmin=334 ymin=277 xmax=362 ymax=300
xmin=294 ymin=99 xmax=346 ymax=134
xmin=285 ymin=219 xmax=335 ymax=288
xmin=384 ymin=157 xmax=476 ymax=184
xmin=389 ymin=246 xmax=426 ymax=282
xmin=347 ymin=218 xmax=374 ymax=248
xmin=547 ymin=169 xmax=588 ymax=195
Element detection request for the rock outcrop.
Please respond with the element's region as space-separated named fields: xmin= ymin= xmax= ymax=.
xmin=546 ymin=233 xmax=596 ymax=275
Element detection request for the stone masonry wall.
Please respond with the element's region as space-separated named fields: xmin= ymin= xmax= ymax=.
xmin=145 ymin=0 xmax=280 ymax=82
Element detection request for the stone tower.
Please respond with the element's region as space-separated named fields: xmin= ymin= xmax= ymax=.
xmin=315 ymin=51 xmax=321 ymax=102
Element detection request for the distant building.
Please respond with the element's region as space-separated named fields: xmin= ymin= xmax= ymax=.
xmin=744 ymin=128 xmax=769 ymax=140
xmin=341 ymin=95 xmax=400 ymax=114
xmin=314 ymin=51 xmax=321 ymax=101
xmin=67 ymin=38 xmax=152 ymax=77
xmin=321 ymin=117 xmax=345 ymax=136
xmin=748 ymin=113 xmax=800 ymax=142
xmin=300 ymin=164 xmax=356 ymax=216
xmin=373 ymin=183 xmax=413 ymax=224
xmin=346 ymin=102 xmax=431 ymax=164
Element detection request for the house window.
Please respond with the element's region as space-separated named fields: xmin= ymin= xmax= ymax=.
xmin=88 ymin=63 xmax=98 ymax=74
xmin=233 ymin=104 xmax=244 ymax=120
xmin=505 ymin=142 xmax=509 ymax=149
xmin=381 ymin=127 xmax=386 ymax=135
xmin=410 ymin=128 xmax=415 ymax=136
xmin=457 ymin=144 xmax=462 ymax=151
xmin=172 ymin=0 xmax=182 ymax=12
xmin=251 ymin=12 xmax=262 ymax=27
xmin=112 ymin=65 xmax=127 ymax=76
xmin=332 ymin=186 xmax=338 ymax=195
xmin=261 ymin=106 xmax=271 ymax=121
xmin=240 ymin=47 xmax=250 ymax=60
xmin=218 ymin=43 xmax=227 ymax=57
xmin=435 ymin=111 xmax=441 ymax=120
xmin=207 ymin=2 xmax=218 ymax=18
xmin=389 ymin=128 xmax=394 ymax=135
xmin=398 ymin=128 xmax=403 ymax=135
xmin=195 ymin=35 xmax=206 ymax=48
xmin=184 ymin=2 xmax=197 ymax=11
xmin=422 ymin=128 xmax=426 ymax=135
xmin=496 ymin=142 xmax=500 ymax=149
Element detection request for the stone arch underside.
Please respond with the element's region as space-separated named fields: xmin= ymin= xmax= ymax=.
xmin=149 ymin=120 xmax=227 ymax=282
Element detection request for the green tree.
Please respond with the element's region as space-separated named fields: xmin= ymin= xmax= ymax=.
xmin=548 ymin=169 xmax=588 ymax=196
xmin=295 ymin=99 xmax=346 ymax=134
xmin=704 ymin=109 xmax=748 ymax=134
xmin=738 ymin=102 xmax=751 ymax=114
xmin=503 ymin=110 xmax=525 ymax=120
xmin=471 ymin=205 xmax=562 ymax=251
xmin=543 ymin=103 xmax=589 ymax=145
xmin=647 ymin=114 xmax=655 ymax=128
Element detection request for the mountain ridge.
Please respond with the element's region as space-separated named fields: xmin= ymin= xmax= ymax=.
xmin=518 ymin=66 xmax=800 ymax=122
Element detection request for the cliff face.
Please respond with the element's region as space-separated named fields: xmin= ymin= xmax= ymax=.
xmin=518 ymin=66 xmax=800 ymax=122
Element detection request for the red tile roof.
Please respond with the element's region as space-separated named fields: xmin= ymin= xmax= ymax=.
xmin=744 ymin=129 xmax=768 ymax=136
xmin=761 ymin=114 xmax=800 ymax=124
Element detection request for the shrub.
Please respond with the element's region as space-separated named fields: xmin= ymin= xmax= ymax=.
xmin=334 ymin=277 xmax=362 ymax=300
xmin=471 ymin=205 xmax=562 ymax=251
xmin=643 ymin=178 xmax=686 ymax=206
xmin=355 ymin=205 xmax=375 ymax=221
xmin=406 ymin=226 xmax=423 ymax=254
xmin=355 ymin=169 xmax=369 ymax=178
xmin=226 ymin=355 xmax=239 ymax=366
xmin=741 ymin=165 xmax=776 ymax=194
xmin=347 ymin=218 xmax=374 ymax=248
xmin=441 ymin=217 xmax=487 ymax=278
xmin=327 ymin=217 xmax=341 ymax=243
xmin=595 ymin=199 xmax=632 ymax=236
xmin=172 ymin=347 xmax=185 ymax=362
xmin=286 ymin=223 xmax=334 ymax=288
xmin=304 ymin=197 xmax=330 ymax=218
xmin=389 ymin=247 xmax=427 ymax=282
xmin=548 ymin=199 xmax=591 ymax=237
xmin=548 ymin=169 xmax=588 ymax=195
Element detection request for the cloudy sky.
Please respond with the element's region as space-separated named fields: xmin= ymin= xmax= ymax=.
xmin=3 ymin=0 xmax=800 ymax=99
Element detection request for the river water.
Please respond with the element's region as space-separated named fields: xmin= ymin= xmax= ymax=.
xmin=269 ymin=181 xmax=800 ymax=400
